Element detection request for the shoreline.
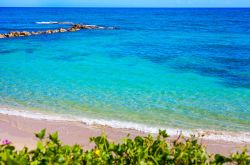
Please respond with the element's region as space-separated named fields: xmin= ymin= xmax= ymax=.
xmin=0 ymin=106 xmax=250 ymax=143
xmin=0 ymin=106 xmax=250 ymax=155
xmin=1 ymin=112 xmax=250 ymax=156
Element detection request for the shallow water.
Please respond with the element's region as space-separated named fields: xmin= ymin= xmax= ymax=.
xmin=0 ymin=8 xmax=250 ymax=132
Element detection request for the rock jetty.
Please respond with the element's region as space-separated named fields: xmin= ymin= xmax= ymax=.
xmin=0 ymin=24 xmax=113 ymax=39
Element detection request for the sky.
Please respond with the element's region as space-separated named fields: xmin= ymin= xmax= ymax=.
xmin=0 ymin=0 xmax=250 ymax=7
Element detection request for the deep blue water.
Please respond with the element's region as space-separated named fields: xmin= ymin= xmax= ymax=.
xmin=0 ymin=8 xmax=250 ymax=132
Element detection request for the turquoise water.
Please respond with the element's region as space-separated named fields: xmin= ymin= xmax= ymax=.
xmin=0 ymin=8 xmax=250 ymax=132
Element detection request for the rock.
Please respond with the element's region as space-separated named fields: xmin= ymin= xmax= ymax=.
xmin=46 ymin=30 xmax=53 ymax=34
xmin=72 ymin=24 xmax=82 ymax=29
xmin=31 ymin=31 xmax=39 ymax=35
xmin=67 ymin=27 xmax=80 ymax=32
xmin=59 ymin=28 xmax=67 ymax=33
xmin=0 ymin=23 xmax=114 ymax=39
xmin=5 ymin=32 xmax=15 ymax=38
xmin=0 ymin=34 xmax=5 ymax=38
xmin=70 ymin=24 xmax=99 ymax=30
xmin=67 ymin=24 xmax=82 ymax=32
xmin=67 ymin=28 xmax=75 ymax=32
xmin=52 ymin=29 xmax=59 ymax=33
xmin=20 ymin=31 xmax=31 ymax=36
xmin=9 ymin=31 xmax=18 ymax=37
xmin=4 ymin=31 xmax=31 ymax=37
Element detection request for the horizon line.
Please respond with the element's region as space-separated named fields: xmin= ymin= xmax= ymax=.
xmin=1 ymin=6 xmax=250 ymax=8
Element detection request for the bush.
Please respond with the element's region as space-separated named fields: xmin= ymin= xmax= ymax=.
xmin=0 ymin=129 xmax=249 ymax=164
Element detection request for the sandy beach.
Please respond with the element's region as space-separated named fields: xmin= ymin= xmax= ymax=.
xmin=0 ymin=113 xmax=249 ymax=156
xmin=1 ymin=5 xmax=250 ymax=164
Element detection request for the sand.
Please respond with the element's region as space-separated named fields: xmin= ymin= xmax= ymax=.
xmin=0 ymin=113 xmax=249 ymax=156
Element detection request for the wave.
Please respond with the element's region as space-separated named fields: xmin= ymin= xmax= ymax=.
xmin=35 ymin=22 xmax=116 ymax=30
xmin=0 ymin=106 xmax=249 ymax=143
xmin=36 ymin=21 xmax=73 ymax=25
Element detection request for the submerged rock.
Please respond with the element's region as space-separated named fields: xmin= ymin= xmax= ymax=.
xmin=37 ymin=31 xmax=44 ymax=34
xmin=31 ymin=31 xmax=39 ymax=35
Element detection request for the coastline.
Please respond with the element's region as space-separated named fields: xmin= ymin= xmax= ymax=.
xmin=1 ymin=106 xmax=250 ymax=142
xmin=0 ymin=106 xmax=250 ymax=155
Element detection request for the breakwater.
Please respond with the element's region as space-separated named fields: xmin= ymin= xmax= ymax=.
xmin=0 ymin=24 xmax=114 ymax=39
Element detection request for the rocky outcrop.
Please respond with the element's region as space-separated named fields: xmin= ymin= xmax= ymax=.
xmin=0 ymin=34 xmax=5 ymax=38
xmin=0 ymin=24 xmax=115 ymax=39
xmin=4 ymin=31 xmax=31 ymax=38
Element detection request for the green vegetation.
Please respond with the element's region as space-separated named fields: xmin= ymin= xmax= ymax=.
xmin=0 ymin=129 xmax=249 ymax=164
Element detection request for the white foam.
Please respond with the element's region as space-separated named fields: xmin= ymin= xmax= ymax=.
xmin=0 ymin=106 xmax=249 ymax=143
xmin=36 ymin=21 xmax=73 ymax=25
xmin=85 ymin=24 xmax=97 ymax=26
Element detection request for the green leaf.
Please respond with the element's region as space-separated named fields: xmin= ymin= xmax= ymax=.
xmin=49 ymin=132 xmax=59 ymax=143
xmin=35 ymin=129 xmax=46 ymax=140
xmin=36 ymin=141 xmax=45 ymax=153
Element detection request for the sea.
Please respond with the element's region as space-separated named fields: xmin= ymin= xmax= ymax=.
xmin=0 ymin=8 xmax=250 ymax=140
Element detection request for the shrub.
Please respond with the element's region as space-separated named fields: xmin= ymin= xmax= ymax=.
xmin=0 ymin=129 xmax=249 ymax=164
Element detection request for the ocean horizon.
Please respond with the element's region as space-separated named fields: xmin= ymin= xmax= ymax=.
xmin=0 ymin=8 xmax=250 ymax=138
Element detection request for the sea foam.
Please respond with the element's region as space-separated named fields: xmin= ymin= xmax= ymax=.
xmin=0 ymin=106 xmax=249 ymax=143
xmin=36 ymin=21 xmax=73 ymax=25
